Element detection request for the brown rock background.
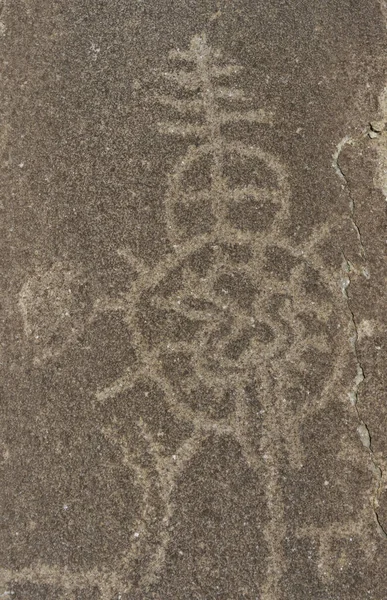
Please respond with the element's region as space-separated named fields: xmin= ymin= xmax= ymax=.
xmin=1 ymin=1 xmax=387 ymax=598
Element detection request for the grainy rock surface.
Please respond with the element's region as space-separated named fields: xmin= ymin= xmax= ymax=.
xmin=1 ymin=1 xmax=387 ymax=598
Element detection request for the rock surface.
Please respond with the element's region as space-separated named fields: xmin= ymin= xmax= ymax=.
xmin=1 ymin=1 xmax=387 ymax=598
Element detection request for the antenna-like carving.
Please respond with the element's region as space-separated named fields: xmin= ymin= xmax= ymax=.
xmin=156 ymin=33 xmax=286 ymax=245
xmin=157 ymin=33 xmax=272 ymax=142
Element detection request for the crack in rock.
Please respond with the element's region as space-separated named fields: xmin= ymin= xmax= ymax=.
xmin=341 ymin=257 xmax=387 ymax=539
xmin=334 ymin=133 xmax=369 ymax=263
xmin=332 ymin=129 xmax=387 ymax=538
xmin=334 ymin=130 xmax=387 ymax=538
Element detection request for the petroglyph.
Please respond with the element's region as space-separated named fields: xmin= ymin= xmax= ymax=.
xmin=90 ymin=34 xmax=342 ymax=599
xmin=158 ymin=34 xmax=282 ymax=245
xmin=7 ymin=33 xmax=356 ymax=599
xmin=297 ymin=506 xmax=377 ymax=583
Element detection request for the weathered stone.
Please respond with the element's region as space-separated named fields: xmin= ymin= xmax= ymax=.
xmin=1 ymin=1 xmax=387 ymax=598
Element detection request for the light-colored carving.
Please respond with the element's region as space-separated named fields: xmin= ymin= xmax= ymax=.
xmin=91 ymin=34 xmax=341 ymax=598
xmin=7 ymin=33 xmax=349 ymax=599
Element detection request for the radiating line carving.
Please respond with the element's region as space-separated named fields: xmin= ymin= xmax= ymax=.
xmin=6 ymin=33 xmax=365 ymax=600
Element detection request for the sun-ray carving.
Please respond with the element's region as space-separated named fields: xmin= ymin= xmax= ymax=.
xmin=8 ymin=33 xmax=354 ymax=600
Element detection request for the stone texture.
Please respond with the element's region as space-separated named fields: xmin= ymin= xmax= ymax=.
xmin=1 ymin=1 xmax=387 ymax=598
